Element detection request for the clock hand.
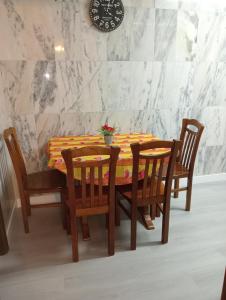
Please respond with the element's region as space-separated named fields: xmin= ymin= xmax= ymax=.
xmin=105 ymin=1 xmax=113 ymax=17
xmin=106 ymin=10 xmax=113 ymax=17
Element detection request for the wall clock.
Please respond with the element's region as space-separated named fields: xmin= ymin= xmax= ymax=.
xmin=89 ymin=0 xmax=124 ymax=32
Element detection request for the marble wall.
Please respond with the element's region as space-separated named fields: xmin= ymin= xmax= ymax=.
xmin=1 ymin=0 xmax=226 ymax=176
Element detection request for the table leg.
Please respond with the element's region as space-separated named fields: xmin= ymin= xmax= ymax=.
xmin=79 ymin=208 xmax=152 ymax=239
xmin=138 ymin=206 xmax=155 ymax=230
xmin=80 ymin=217 xmax=90 ymax=240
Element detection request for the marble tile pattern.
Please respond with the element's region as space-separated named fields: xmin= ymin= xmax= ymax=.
xmin=0 ymin=0 xmax=226 ymax=176
xmin=154 ymin=9 xmax=177 ymax=61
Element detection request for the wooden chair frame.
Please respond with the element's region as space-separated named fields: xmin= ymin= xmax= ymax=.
xmin=3 ymin=127 xmax=66 ymax=233
xmin=172 ymin=119 xmax=204 ymax=211
xmin=62 ymin=145 xmax=120 ymax=262
xmin=117 ymin=139 xmax=181 ymax=250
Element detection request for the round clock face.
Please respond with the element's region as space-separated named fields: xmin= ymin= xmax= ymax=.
xmin=89 ymin=0 xmax=124 ymax=32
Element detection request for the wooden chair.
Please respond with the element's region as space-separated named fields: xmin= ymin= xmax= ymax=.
xmin=3 ymin=127 xmax=66 ymax=233
xmin=62 ymin=145 xmax=120 ymax=262
xmin=117 ymin=140 xmax=181 ymax=250
xmin=170 ymin=119 xmax=204 ymax=211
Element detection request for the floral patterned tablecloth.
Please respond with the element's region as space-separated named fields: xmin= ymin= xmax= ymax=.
xmin=48 ymin=133 xmax=167 ymax=185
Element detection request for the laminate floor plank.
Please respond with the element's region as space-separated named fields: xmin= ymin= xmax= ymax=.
xmin=0 ymin=181 xmax=225 ymax=299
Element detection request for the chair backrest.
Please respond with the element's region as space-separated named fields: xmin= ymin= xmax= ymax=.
xmin=131 ymin=140 xmax=181 ymax=204
xmin=178 ymin=119 xmax=204 ymax=173
xmin=3 ymin=127 xmax=27 ymax=190
xmin=62 ymin=146 xmax=120 ymax=211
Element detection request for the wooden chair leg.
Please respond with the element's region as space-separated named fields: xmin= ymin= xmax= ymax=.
xmin=66 ymin=208 xmax=71 ymax=235
xmin=150 ymin=203 xmax=156 ymax=220
xmin=130 ymin=203 xmax=137 ymax=250
xmin=25 ymin=193 xmax=31 ymax=216
xmin=60 ymin=191 xmax=67 ymax=230
xmin=174 ymin=178 xmax=179 ymax=198
xmin=79 ymin=217 xmax=90 ymax=240
xmin=105 ymin=214 xmax=109 ymax=229
xmin=115 ymin=194 xmax=120 ymax=226
xmin=185 ymin=177 xmax=193 ymax=211
xmin=156 ymin=205 xmax=161 ymax=218
xmin=20 ymin=195 xmax=29 ymax=233
xmin=161 ymin=203 xmax=170 ymax=244
xmin=70 ymin=216 xmax=79 ymax=262
xmin=108 ymin=212 xmax=115 ymax=256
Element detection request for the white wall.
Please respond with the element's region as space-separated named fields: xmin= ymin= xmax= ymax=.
xmin=0 ymin=0 xmax=226 ymax=177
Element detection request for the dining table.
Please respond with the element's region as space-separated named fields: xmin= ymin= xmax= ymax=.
xmin=48 ymin=133 xmax=167 ymax=239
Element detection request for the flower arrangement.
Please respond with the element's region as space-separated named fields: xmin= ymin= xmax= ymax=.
xmin=99 ymin=123 xmax=116 ymax=136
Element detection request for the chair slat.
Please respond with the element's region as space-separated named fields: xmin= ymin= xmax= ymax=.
xmin=149 ymin=159 xmax=157 ymax=200
xmin=156 ymin=158 xmax=164 ymax=202
xmin=182 ymin=131 xmax=192 ymax=165
xmin=90 ymin=166 xmax=95 ymax=207
xmin=185 ymin=134 xmax=195 ymax=168
xmin=81 ymin=167 xmax=86 ymax=208
xmin=142 ymin=159 xmax=150 ymax=202
xmin=98 ymin=166 xmax=103 ymax=206
xmin=181 ymin=131 xmax=188 ymax=164
xmin=185 ymin=131 xmax=193 ymax=164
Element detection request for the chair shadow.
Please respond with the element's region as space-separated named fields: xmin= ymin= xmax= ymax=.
xmin=136 ymin=240 xmax=162 ymax=247
xmin=170 ymin=206 xmax=186 ymax=211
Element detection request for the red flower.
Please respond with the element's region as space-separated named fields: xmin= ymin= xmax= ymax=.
xmin=99 ymin=123 xmax=116 ymax=135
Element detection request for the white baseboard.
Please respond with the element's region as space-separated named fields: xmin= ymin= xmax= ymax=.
xmin=195 ymin=173 xmax=226 ymax=184
xmin=183 ymin=173 xmax=226 ymax=185
xmin=16 ymin=193 xmax=60 ymax=208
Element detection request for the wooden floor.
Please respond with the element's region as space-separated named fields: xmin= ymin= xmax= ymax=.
xmin=0 ymin=181 xmax=226 ymax=300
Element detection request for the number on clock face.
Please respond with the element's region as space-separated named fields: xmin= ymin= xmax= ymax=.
xmin=89 ymin=0 xmax=124 ymax=32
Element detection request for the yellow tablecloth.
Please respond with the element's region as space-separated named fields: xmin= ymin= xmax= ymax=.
xmin=48 ymin=133 xmax=166 ymax=185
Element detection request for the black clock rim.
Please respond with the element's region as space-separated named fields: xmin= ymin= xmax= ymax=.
xmin=89 ymin=0 xmax=124 ymax=32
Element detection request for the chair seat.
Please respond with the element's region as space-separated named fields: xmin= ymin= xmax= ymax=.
xmin=117 ymin=179 xmax=165 ymax=206
xmin=65 ymin=185 xmax=109 ymax=209
xmin=162 ymin=162 xmax=189 ymax=179
xmin=173 ymin=163 xmax=189 ymax=178
xmin=26 ymin=169 xmax=66 ymax=193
